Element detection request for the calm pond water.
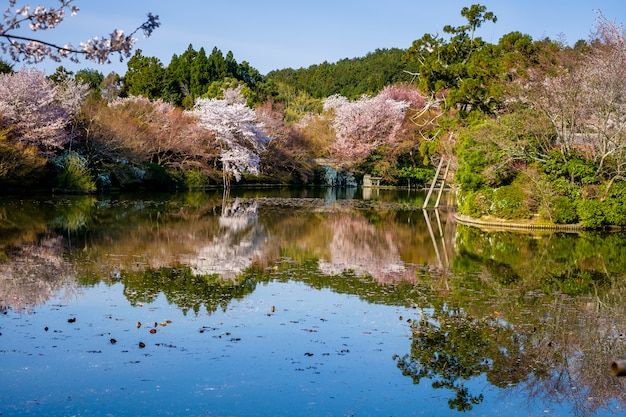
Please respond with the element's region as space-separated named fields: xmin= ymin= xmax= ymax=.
xmin=1 ymin=188 xmax=626 ymax=417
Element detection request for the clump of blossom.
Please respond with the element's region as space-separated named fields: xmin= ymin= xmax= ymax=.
xmin=189 ymin=88 xmax=269 ymax=185
xmin=323 ymin=93 xmax=409 ymax=162
xmin=0 ymin=68 xmax=87 ymax=154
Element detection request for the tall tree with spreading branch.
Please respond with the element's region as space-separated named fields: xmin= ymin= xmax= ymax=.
xmin=190 ymin=87 xmax=269 ymax=188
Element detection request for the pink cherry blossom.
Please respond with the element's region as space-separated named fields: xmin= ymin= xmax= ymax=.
xmin=0 ymin=68 xmax=86 ymax=154
xmin=324 ymin=93 xmax=409 ymax=163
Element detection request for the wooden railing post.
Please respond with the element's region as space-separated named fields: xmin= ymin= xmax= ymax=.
xmin=423 ymin=157 xmax=445 ymax=209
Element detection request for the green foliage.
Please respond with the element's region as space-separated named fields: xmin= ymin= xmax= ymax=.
xmin=576 ymin=199 xmax=605 ymax=229
xmin=549 ymin=196 xmax=578 ymax=224
xmin=48 ymin=65 xmax=73 ymax=84
xmin=603 ymin=197 xmax=626 ymax=226
xmin=397 ymin=166 xmax=435 ymax=188
xmin=543 ymin=151 xmax=598 ymax=186
xmin=161 ymin=45 xmax=263 ymax=107
xmin=455 ymin=150 xmax=488 ymax=192
xmin=53 ymin=151 xmax=96 ymax=193
xmin=183 ymin=169 xmax=210 ymax=189
xmin=75 ymin=69 xmax=104 ymax=90
xmin=403 ymin=4 xmax=501 ymax=115
xmin=123 ymin=49 xmax=166 ymax=99
xmin=203 ymin=77 xmax=255 ymax=104
xmin=491 ymin=183 xmax=529 ymax=219
xmin=458 ymin=188 xmax=493 ymax=218
xmin=565 ymin=159 xmax=597 ymax=185
xmin=267 ymin=48 xmax=417 ymax=100
xmin=278 ymin=86 xmax=323 ymax=125
xmin=606 ymin=181 xmax=626 ymax=199
xmin=0 ymin=58 xmax=13 ymax=74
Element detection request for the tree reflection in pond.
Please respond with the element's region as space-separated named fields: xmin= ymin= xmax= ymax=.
xmin=185 ymin=197 xmax=266 ymax=278
xmin=3 ymin=192 xmax=626 ymax=416
xmin=0 ymin=236 xmax=74 ymax=311
xmin=447 ymin=225 xmax=626 ymax=416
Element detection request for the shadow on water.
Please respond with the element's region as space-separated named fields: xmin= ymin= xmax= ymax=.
xmin=1 ymin=189 xmax=626 ymax=416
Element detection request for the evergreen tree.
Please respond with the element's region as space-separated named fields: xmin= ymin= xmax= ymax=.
xmin=163 ymin=44 xmax=197 ymax=106
xmin=190 ymin=47 xmax=211 ymax=97
xmin=123 ymin=49 xmax=165 ymax=99
xmin=403 ymin=4 xmax=501 ymax=115
xmin=208 ymin=47 xmax=227 ymax=81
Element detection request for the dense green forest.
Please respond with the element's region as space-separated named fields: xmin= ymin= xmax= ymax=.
xmin=1 ymin=3 xmax=626 ymax=229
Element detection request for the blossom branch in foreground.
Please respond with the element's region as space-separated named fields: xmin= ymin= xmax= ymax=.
xmin=0 ymin=1 xmax=159 ymax=64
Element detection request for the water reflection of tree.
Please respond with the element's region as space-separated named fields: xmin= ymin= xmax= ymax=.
xmin=440 ymin=226 xmax=626 ymax=416
xmin=122 ymin=264 xmax=257 ymax=315
xmin=185 ymin=197 xmax=268 ymax=279
xmin=394 ymin=303 xmax=551 ymax=412
xmin=317 ymin=212 xmax=417 ymax=283
xmin=0 ymin=236 xmax=74 ymax=311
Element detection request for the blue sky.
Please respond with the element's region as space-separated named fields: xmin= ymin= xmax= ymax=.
xmin=9 ymin=0 xmax=626 ymax=76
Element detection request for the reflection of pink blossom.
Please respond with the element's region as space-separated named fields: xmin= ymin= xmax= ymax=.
xmin=318 ymin=214 xmax=417 ymax=284
xmin=0 ymin=237 xmax=73 ymax=311
xmin=186 ymin=198 xmax=265 ymax=279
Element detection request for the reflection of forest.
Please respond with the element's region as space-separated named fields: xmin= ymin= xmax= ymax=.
xmin=419 ymin=226 xmax=626 ymax=415
xmin=3 ymin=194 xmax=626 ymax=415
xmin=0 ymin=193 xmax=452 ymax=310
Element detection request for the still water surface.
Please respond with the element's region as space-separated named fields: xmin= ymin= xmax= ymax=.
xmin=1 ymin=189 xmax=626 ymax=416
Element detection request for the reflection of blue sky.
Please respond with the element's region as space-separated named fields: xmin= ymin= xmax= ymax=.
xmin=0 ymin=280 xmax=576 ymax=417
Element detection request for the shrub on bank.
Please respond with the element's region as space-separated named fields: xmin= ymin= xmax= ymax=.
xmin=491 ymin=183 xmax=530 ymax=220
xmin=53 ymin=151 xmax=96 ymax=193
xmin=576 ymin=199 xmax=605 ymax=229
xmin=548 ymin=196 xmax=578 ymax=224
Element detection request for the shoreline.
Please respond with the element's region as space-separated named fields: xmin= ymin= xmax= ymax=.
xmin=454 ymin=213 xmax=583 ymax=232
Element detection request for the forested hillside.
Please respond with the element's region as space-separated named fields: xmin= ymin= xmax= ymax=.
xmin=266 ymin=48 xmax=418 ymax=99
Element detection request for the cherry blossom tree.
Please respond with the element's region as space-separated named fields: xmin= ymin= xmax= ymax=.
xmin=529 ymin=12 xmax=626 ymax=192
xmin=189 ymin=88 xmax=269 ymax=187
xmin=323 ymin=92 xmax=409 ymax=163
xmin=0 ymin=0 xmax=159 ymax=64
xmin=0 ymin=68 xmax=87 ymax=154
